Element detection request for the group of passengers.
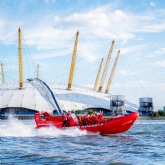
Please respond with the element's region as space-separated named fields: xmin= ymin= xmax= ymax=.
xmin=77 ymin=112 xmax=105 ymax=126
xmin=62 ymin=111 xmax=105 ymax=127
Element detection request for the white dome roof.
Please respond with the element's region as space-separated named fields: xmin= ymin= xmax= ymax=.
xmin=0 ymin=81 xmax=138 ymax=113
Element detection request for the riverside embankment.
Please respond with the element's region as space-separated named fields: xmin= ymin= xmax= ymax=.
xmin=138 ymin=116 xmax=165 ymax=120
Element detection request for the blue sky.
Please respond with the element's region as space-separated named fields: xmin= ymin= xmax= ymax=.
xmin=0 ymin=0 xmax=165 ymax=109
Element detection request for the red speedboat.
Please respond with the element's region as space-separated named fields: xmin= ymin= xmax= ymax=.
xmin=34 ymin=111 xmax=139 ymax=135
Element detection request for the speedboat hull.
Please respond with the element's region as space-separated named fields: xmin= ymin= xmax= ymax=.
xmin=34 ymin=112 xmax=139 ymax=135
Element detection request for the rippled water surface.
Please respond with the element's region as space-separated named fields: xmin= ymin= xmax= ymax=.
xmin=1 ymin=118 xmax=165 ymax=165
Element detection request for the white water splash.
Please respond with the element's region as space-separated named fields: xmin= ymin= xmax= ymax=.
xmin=0 ymin=116 xmax=96 ymax=137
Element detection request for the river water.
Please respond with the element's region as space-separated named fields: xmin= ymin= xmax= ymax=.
xmin=1 ymin=117 xmax=165 ymax=165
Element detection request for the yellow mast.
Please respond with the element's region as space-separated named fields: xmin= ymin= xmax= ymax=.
xmin=105 ymin=50 xmax=120 ymax=94
xmin=18 ymin=28 xmax=24 ymax=89
xmin=67 ymin=31 xmax=79 ymax=90
xmin=37 ymin=64 xmax=40 ymax=78
xmin=98 ymin=40 xmax=115 ymax=92
xmin=93 ymin=58 xmax=104 ymax=91
xmin=1 ymin=63 xmax=5 ymax=84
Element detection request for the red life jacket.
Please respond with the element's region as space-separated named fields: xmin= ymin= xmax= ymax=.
xmin=67 ymin=110 xmax=71 ymax=118
xmin=62 ymin=114 xmax=66 ymax=121
xmin=79 ymin=118 xmax=82 ymax=125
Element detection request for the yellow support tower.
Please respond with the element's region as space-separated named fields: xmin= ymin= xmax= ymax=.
xmin=93 ymin=58 xmax=104 ymax=91
xmin=105 ymin=50 xmax=121 ymax=94
xmin=37 ymin=64 xmax=40 ymax=78
xmin=18 ymin=28 xmax=24 ymax=89
xmin=1 ymin=63 xmax=5 ymax=84
xmin=67 ymin=31 xmax=79 ymax=90
xmin=98 ymin=40 xmax=115 ymax=92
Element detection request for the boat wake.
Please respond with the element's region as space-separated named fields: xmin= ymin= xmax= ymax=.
xmin=0 ymin=116 xmax=98 ymax=137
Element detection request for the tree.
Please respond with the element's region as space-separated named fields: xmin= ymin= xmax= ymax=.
xmin=158 ymin=110 xmax=165 ymax=116
xmin=88 ymin=110 xmax=94 ymax=115
xmin=114 ymin=109 xmax=118 ymax=114
xmin=75 ymin=110 xmax=82 ymax=115
xmin=149 ymin=111 xmax=158 ymax=117
xmin=71 ymin=110 xmax=75 ymax=114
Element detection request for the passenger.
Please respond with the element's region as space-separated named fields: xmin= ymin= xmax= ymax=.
xmin=78 ymin=116 xmax=83 ymax=125
xmin=97 ymin=112 xmax=104 ymax=123
xmin=66 ymin=110 xmax=71 ymax=127
xmin=62 ymin=113 xmax=66 ymax=120
xmin=82 ymin=116 xmax=85 ymax=125
xmin=87 ymin=114 xmax=91 ymax=125
xmin=82 ymin=114 xmax=87 ymax=125
xmin=62 ymin=113 xmax=67 ymax=127
xmin=91 ymin=114 xmax=96 ymax=124
xmin=95 ymin=112 xmax=100 ymax=124
xmin=85 ymin=114 xmax=89 ymax=125
xmin=100 ymin=111 xmax=105 ymax=123
xmin=66 ymin=117 xmax=70 ymax=127
xmin=67 ymin=110 xmax=71 ymax=118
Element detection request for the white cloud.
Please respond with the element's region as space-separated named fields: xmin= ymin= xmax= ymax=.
xmin=135 ymin=66 xmax=159 ymax=73
xmin=32 ymin=52 xmax=68 ymax=60
xmin=23 ymin=26 xmax=64 ymax=49
xmin=0 ymin=3 xmax=165 ymax=52
xmin=150 ymin=2 xmax=155 ymax=6
xmin=52 ymin=6 xmax=165 ymax=40
xmin=120 ymin=44 xmax=147 ymax=55
xmin=121 ymin=40 xmax=128 ymax=45
xmin=109 ymin=80 xmax=165 ymax=91
xmin=139 ymin=22 xmax=165 ymax=32
xmin=44 ymin=0 xmax=56 ymax=2
xmin=94 ymin=30 xmax=135 ymax=40
xmin=118 ymin=66 xmax=159 ymax=76
xmin=146 ymin=48 xmax=165 ymax=58
xmin=160 ymin=48 xmax=165 ymax=52
xmin=136 ymin=37 xmax=144 ymax=40
xmin=0 ymin=10 xmax=164 ymax=83
xmin=119 ymin=70 xmax=133 ymax=75
xmin=155 ymin=60 xmax=165 ymax=68
xmin=134 ymin=57 xmax=139 ymax=61
xmin=54 ymin=16 xmax=60 ymax=22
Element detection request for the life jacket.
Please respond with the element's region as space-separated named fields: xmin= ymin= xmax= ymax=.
xmin=69 ymin=113 xmax=78 ymax=126
xmin=87 ymin=115 xmax=92 ymax=125
xmin=67 ymin=110 xmax=71 ymax=118
xmin=62 ymin=114 xmax=66 ymax=121
xmin=98 ymin=113 xmax=104 ymax=123
xmin=78 ymin=117 xmax=82 ymax=125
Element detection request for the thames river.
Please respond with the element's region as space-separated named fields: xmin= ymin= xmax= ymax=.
xmin=1 ymin=118 xmax=165 ymax=165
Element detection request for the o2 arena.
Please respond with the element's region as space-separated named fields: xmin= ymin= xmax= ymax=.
xmin=0 ymin=29 xmax=138 ymax=119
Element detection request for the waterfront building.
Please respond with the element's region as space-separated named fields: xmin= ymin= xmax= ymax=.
xmin=138 ymin=97 xmax=153 ymax=116
xmin=110 ymin=95 xmax=125 ymax=114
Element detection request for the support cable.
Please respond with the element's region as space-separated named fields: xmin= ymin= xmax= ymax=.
xmin=122 ymin=56 xmax=148 ymax=97
xmin=43 ymin=36 xmax=75 ymax=75
xmin=22 ymin=34 xmax=36 ymax=78
xmin=0 ymin=33 xmax=17 ymax=62
xmin=120 ymin=57 xmax=138 ymax=104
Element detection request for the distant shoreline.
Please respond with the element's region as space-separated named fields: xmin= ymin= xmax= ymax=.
xmin=138 ymin=116 xmax=165 ymax=120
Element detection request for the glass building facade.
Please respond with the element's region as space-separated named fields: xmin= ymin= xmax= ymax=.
xmin=110 ymin=95 xmax=125 ymax=113
xmin=138 ymin=98 xmax=153 ymax=116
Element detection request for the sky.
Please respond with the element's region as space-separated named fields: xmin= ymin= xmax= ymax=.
xmin=0 ymin=0 xmax=165 ymax=109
